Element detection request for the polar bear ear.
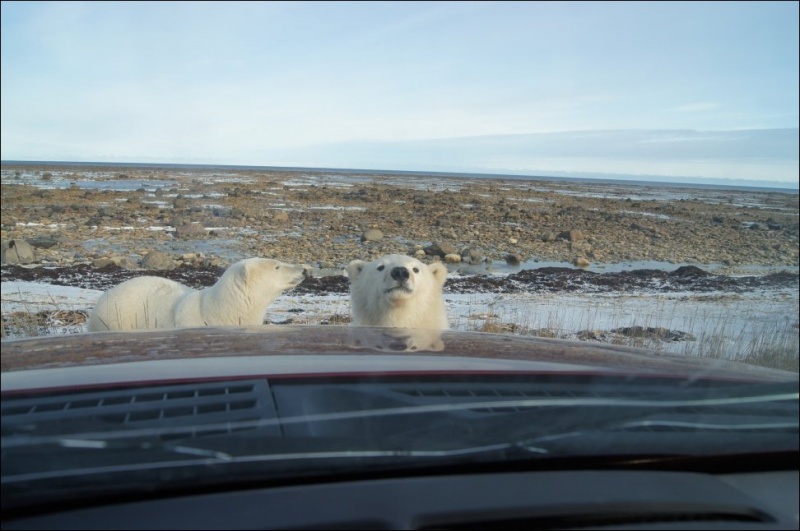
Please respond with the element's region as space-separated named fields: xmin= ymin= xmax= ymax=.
xmin=428 ymin=262 xmax=448 ymax=286
xmin=345 ymin=260 xmax=366 ymax=281
xmin=240 ymin=259 xmax=262 ymax=285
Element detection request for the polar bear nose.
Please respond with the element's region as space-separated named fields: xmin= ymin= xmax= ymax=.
xmin=391 ymin=267 xmax=410 ymax=281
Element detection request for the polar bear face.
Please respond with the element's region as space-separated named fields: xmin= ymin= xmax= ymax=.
xmin=236 ymin=257 xmax=309 ymax=292
xmin=346 ymin=254 xmax=449 ymax=329
xmin=346 ymin=254 xmax=446 ymax=304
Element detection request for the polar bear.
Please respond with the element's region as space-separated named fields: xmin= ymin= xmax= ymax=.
xmin=87 ymin=258 xmax=308 ymax=332
xmin=346 ymin=254 xmax=449 ymax=330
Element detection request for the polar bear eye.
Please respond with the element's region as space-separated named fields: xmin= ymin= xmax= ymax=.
xmin=377 ymin=265 xmax=385 ymax=271
xmin=275 ymin=265 xmax=280 ymax=269
xmin=413 ymin=267 xmax=419 ymax=273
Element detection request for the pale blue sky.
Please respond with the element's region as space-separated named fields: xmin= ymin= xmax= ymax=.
xmin=1 ymin=1 xmax=798 ymax=187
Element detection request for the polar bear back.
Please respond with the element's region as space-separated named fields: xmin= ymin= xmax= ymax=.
xmin=87 ymin=276 xmax=193 ymax=331
xmin=346 ymin=254 xmax=449 ymax=330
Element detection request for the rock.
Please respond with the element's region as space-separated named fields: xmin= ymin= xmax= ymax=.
xmin=557 ymin=229 xmax=585 ymax=242
xmin=424 ymin=242 xmax=458 ymax=258
xmin=1 ymin=239 xmax=36 ymax=264
xmin=570 ymin=241 xmax=592 ymax=253
xmin=175 ymin=222 xmax=206 ymax=239
xmin=505 ymin=253 xmax=523 ymax=266
xmin=361 ymin=228 xmax=384 ymax=242
xmin=670 ymin=265 xmax=710 ymax=277
xmin=444 ymin=253 xmax=462 ymax=263
xmin=273 ymin=211 xmax=290 ymax=223
xmin=92 ymin=258 xmax=116 ymax=268
xmin=141 ymin=250 xmax=175 ymax=270
xmin=460 ymin=247 xmax=483 ymax=264
xmin=119 ymin=257 xmax=139 ymax=270
xmin=27 ymin=236 xmax=61 ymax=249
xmin=541 ymin=231 xmax=557 ymax=242
xmin=573 ymin=257 xmax=591 ymax=268
xmin=435 ymin=218 xmax=452 ymax=228
xmin=216 ymin=257 xmax=232 ymax=268
xmin=414 ymin=249 xmax=427 ymax=258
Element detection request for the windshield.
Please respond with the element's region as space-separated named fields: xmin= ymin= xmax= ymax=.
xmin=1 ymin=0 xmax=798 ymax=516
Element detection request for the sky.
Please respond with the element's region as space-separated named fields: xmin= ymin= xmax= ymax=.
xmin=1 ymin=1 xmax=798 ymax=187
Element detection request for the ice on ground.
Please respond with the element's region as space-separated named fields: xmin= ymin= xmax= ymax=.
xmin=2 ymin=282 xmax=103 ymax=314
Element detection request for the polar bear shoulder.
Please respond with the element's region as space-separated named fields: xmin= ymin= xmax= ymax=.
xmin=87 ymin=276 xmax=192 ymax=331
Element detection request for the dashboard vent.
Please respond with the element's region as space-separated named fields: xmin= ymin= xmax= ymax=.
xmin=393 ymin=386 xmax=652 ymax=414
xmin=1 ymin=379 xmax=280 ymax=439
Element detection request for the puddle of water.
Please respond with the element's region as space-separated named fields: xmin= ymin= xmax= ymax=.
xmin=19 ymin=179 xmax=179 ymax=191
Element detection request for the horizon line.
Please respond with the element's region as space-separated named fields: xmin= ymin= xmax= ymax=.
xmin=1 ymin=158 xmax=797 ymax=193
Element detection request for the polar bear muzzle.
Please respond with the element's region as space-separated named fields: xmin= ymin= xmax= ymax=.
xmin=391 ymin=267 xmax=410 ymax=281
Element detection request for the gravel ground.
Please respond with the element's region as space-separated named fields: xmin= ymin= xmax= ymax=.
xmin=1 ymin=163 xmax=798 ymax=272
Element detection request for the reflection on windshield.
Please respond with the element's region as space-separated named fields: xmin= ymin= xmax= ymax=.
xmin=347 ymin=327 xmax=445 ymax=352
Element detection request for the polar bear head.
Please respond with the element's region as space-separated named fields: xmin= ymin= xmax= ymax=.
xmin=203 ymin=258 xmax=309 ymax=325
xmin=345 ymin=254 xmax=449 ymax=329
xmin=228 ymin=258 xmax=309 ymax=293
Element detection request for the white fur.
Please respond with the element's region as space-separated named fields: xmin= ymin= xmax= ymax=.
xmin=87 ymin=258 xmax=307 ymax=331
xmin=346 ymin=254 xmax=449 ymax=330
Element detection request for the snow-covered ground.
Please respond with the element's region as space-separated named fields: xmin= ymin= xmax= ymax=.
xmin=3 ymin=278 xmax=797 ymax=366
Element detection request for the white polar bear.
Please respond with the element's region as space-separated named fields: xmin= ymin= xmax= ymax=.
xmin=346 ymin=254 xmax=449 ymax=330
xmin=87 ymin=258 xmax=308 ymax=332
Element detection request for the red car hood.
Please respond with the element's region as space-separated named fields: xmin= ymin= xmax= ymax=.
xmin=1 ymin=325 xmax=795 ymax=392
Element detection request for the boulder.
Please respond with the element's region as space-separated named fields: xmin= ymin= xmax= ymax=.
xmin=1 ymin=239 xmax=36 ymax=265
xmin=424 ymin=242 xmax=458 ymax=258
xmin=175 ymin=222 xmax=207 ymax=239
xmin=505 ymin=253 xmax=523 ymax=266
xmin=573 ymin=257 xmax=591 ymax=268
xmin=141 ymin=250 xmax=175 ymax=270
xmin=361 ymin=228 xmax=384 ymax=242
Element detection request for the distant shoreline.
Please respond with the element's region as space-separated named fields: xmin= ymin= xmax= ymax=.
xmin=2 ymin=160 xmax=797 ymax=195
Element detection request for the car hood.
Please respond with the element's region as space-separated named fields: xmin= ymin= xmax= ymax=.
xmin=1 ymin=326 xmax=794 ymax=392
